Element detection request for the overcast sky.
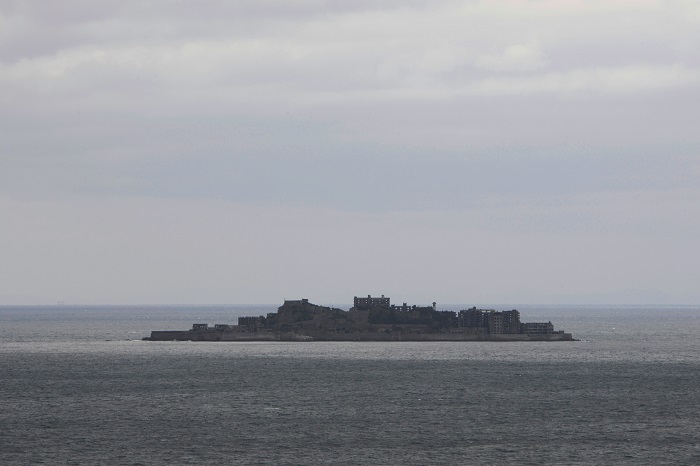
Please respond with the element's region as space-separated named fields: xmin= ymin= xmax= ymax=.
xmin=2 ymin=0 xmax=699 ymax=305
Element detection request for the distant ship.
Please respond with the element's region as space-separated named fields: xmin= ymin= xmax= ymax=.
xmin=145 ymin=295 xmax=575 ymax=341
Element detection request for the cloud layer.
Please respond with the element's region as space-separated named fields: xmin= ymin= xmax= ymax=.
xmin=1 ymin=0 xmax=699 ymax=304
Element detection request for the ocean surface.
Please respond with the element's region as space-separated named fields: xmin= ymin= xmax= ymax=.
xmin=1 ymin=304 xmax=699 ymax=465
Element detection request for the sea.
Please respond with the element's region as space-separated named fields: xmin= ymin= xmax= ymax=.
xmin=1 ymin=304 xmax=699 ymax=465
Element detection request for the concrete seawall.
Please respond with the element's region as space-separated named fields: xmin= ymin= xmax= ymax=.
xmin=147 ymin=330 xmax=574 ymax=342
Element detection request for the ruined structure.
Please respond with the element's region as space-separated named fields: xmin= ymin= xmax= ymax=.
xmin=146 ymin=295 xmax=575 ymax=342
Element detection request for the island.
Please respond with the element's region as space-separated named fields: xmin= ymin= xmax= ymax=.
xmin=145 ymin=295 xmax=575 ymax=341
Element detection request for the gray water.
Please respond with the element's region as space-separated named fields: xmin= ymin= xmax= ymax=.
xmin=1 ymin=305 xmax=699 ymax=465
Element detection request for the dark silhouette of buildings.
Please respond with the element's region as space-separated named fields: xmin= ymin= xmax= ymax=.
xmin=354 ymin=295 xmax=390 ymax=310
xmin=147 ymin=294 xmax=573 ymax=341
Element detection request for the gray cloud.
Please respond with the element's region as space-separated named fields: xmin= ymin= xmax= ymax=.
xmin=1 ymin=0 xmax=699 ymax=304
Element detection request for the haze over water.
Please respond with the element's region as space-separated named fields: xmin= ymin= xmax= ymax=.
xmin=2 ymin=305 xmax=699 ymax=464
